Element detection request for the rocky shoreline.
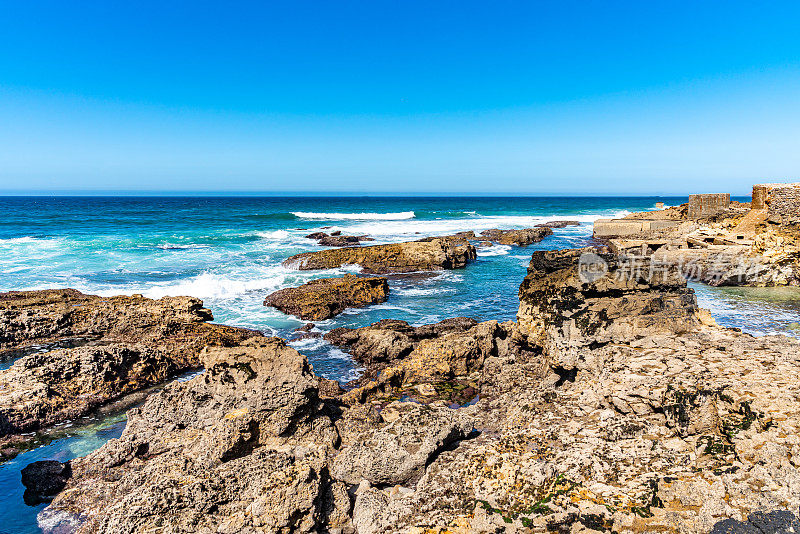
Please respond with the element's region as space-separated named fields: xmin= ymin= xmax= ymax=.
xmin=3 ymin=223 xmax=800 ymax=532
xmin=593 ymin=183 xmax=800 ymax=286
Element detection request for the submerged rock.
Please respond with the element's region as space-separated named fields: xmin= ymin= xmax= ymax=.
xmin=264 ymin=274 xmax=389 ymax=320
xmin=480 ymin=227 xmax=553 ymax=246
xmin=21 ymin=460 xmax=71 ymax=505
xmin=283 ymin=238 xmax=477 ymax=274
xmin=536 ymin=220 xmax=581 ymax=228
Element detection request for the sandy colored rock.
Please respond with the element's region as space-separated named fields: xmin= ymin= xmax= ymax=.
xmin=264 ymin=274 xmax=389 ymax=320
xmin=480 ymin=227 xmax=553 ymax=246
xmin=283 ymin=238 xmax=476 ymax=274
xmin=43 ymin=337 xmax=345 ymax=534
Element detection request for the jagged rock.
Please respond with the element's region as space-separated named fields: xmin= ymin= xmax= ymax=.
xmin=536 ymin=220 xmax=581 ymax=228
xmin=516 ymin=247 xmax=699 ymax=369
xmin=338 ymin=320 xmax=510 ymax=405
xmin=263 ymin=274 xmax=389 ymax=320
xmin=0 ymin=289 xmax=258 ymax=457
xmin=43 ymin=338 xmax=345 ymax=534
xmin=283 ymin=238 xmax=477 ymax=274
xmin=304 ymin=232 xmax=375 ymax=247
xmin=21 ymin=460 xmax=71 ymax=504
xmin=480 ymin=227 xmax=553 ymax=246
xmin=324 ymin=317 xmax=479 ymax=368
xmin=332 ymin=401 xmax=474 ymax=486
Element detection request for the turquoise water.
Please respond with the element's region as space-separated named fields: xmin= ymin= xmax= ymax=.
xmin=1 ymin=194 xmax=798 ymax=533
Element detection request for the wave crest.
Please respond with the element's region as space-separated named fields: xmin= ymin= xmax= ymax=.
xmin=292 ymin=211 xmax=415 ymax=220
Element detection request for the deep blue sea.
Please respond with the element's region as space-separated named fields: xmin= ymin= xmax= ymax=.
xmin=1 ymin=195 xmax=799 ymax=533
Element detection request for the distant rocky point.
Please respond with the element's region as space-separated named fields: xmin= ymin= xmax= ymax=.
xmin=593 ymin=182 xmax=800 ymax=286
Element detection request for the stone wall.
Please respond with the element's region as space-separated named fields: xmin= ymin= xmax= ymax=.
xmin=752 ymin=183 xmax=800 ymax=226
xmin=688 ymin=193 xmax=730 ymax=219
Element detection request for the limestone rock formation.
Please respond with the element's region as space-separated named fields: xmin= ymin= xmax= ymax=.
xmin=480 ymin=227 xmax=553 ymax=246
xmin=593 ymin=182 xmax=800 ymax=287
xmin=516 ymin=247 xmax=699 ymax=368
xmin=264 ymin=274 xmax=389 ymax=320
xmin=332 ymin=401 xmax=474 ymax=486
xmin=283 ymin=238 xmax=476 ymax=274
xmin=0 ymin=289 xmax=258 ymax=459
xmin=42 ymin=338 xmax=346 ymax=534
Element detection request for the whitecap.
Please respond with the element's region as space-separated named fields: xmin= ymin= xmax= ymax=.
xmin=477 ymin=244 xmax=512 ymax=257
xmin=394 ymin=287 xmax=456 ymax=296
xmin=292 ymin=211 xmax=416 ymax=220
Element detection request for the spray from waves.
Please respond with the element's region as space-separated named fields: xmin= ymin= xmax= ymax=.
xmin=477 ymin=244 xmax=512 ymax=257
xmin=393 ymin=287 xmax=457 ymax=297
xmin=292 ymin=211 xmax=416 ymax=221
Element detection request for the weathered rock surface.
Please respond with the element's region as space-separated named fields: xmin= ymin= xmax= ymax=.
xmin=43 ymin=338 xmax=347 ymax=534
xmin=283 ymin=238 xmax=477 ymax=274
xmin=594 ymin=182 xmax=800 ymax=286
xmin=0 ymin=289 xmax=215 ymax=355
xmin=339 ymin=247 xmax=800 ymax=533
xmin=0 ymin=289 xmax=258 ymax=458
xmin=264 ymin=274 xmax=389 ymax=320
xmin=332 ymin=401 xmax=473 ymax=486
xmin=480 ymin=227 xmax=553 ymax=246
xmin=32 ymin=245 xmax=800 ymax=533
xmin=516 ymin=247 xmax=700 ymax=368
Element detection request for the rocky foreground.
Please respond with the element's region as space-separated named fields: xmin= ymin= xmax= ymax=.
xmin=28 ymin=247 xmax=800 ymax=533
xmin=0 ymin=289 xmax=258 ymax=460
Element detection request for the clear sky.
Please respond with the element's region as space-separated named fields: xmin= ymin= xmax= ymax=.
xmin=1 ymin=1 xmax=798 ymax=195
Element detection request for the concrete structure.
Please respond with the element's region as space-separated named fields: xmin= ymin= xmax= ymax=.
xmin=593 ymin=218 xmax=682 ymax=238
xmin=687 ymin=193 xmax=730 ymax=219
xmin=752 ymin=183 xmax=800 ymax=226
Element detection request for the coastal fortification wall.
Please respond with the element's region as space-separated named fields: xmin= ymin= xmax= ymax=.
xmin=752 ymin=182 xmax=800 ymax=226
xmin=687 ymin=193 xmax=730 ymax=219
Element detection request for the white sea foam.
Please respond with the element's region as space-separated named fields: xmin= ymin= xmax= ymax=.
xmin=138 ymin=270 xmax=289 ymax=300
xmin=477 ymin=244 xmax=512 ymax=257
xmin=394 ymin=287 xmax=456 ymax=297
xmin=289 ymin=337 xmax=328 ymax=351
xmin=254 ymin=230 xmax=290 ymax=239
xmin=293 ymin=211 xmax=416 ymax=220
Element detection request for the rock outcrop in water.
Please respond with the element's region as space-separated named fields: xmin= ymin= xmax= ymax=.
xmin=0 ymin=290 xmax=258 ymax=460
xmin=264 ymin=274 xmax=389 ymax=320
xmin=283 ymin=238 xmax=477 ymax=274
xmin=480 ymin=227 xmax=553 ymax=246
xmin=37 ymin=247 xmax=800 ymax=533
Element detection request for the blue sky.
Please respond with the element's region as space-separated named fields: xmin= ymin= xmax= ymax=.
xmin=1 ymin=1 xmax=798 ymax=195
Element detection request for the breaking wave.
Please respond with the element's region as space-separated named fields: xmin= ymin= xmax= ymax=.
xmin=292 ymin=211 xmax=416 ymax=220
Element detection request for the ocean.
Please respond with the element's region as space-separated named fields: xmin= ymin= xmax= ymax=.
xmin=1 ymin=195 xmax=799 ymax=532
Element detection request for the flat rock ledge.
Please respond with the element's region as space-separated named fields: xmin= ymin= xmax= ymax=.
xmin=283 ymin=238 xmax=477 ymax=274
xmin=264 ymin=274 xmax=389 ymax=320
